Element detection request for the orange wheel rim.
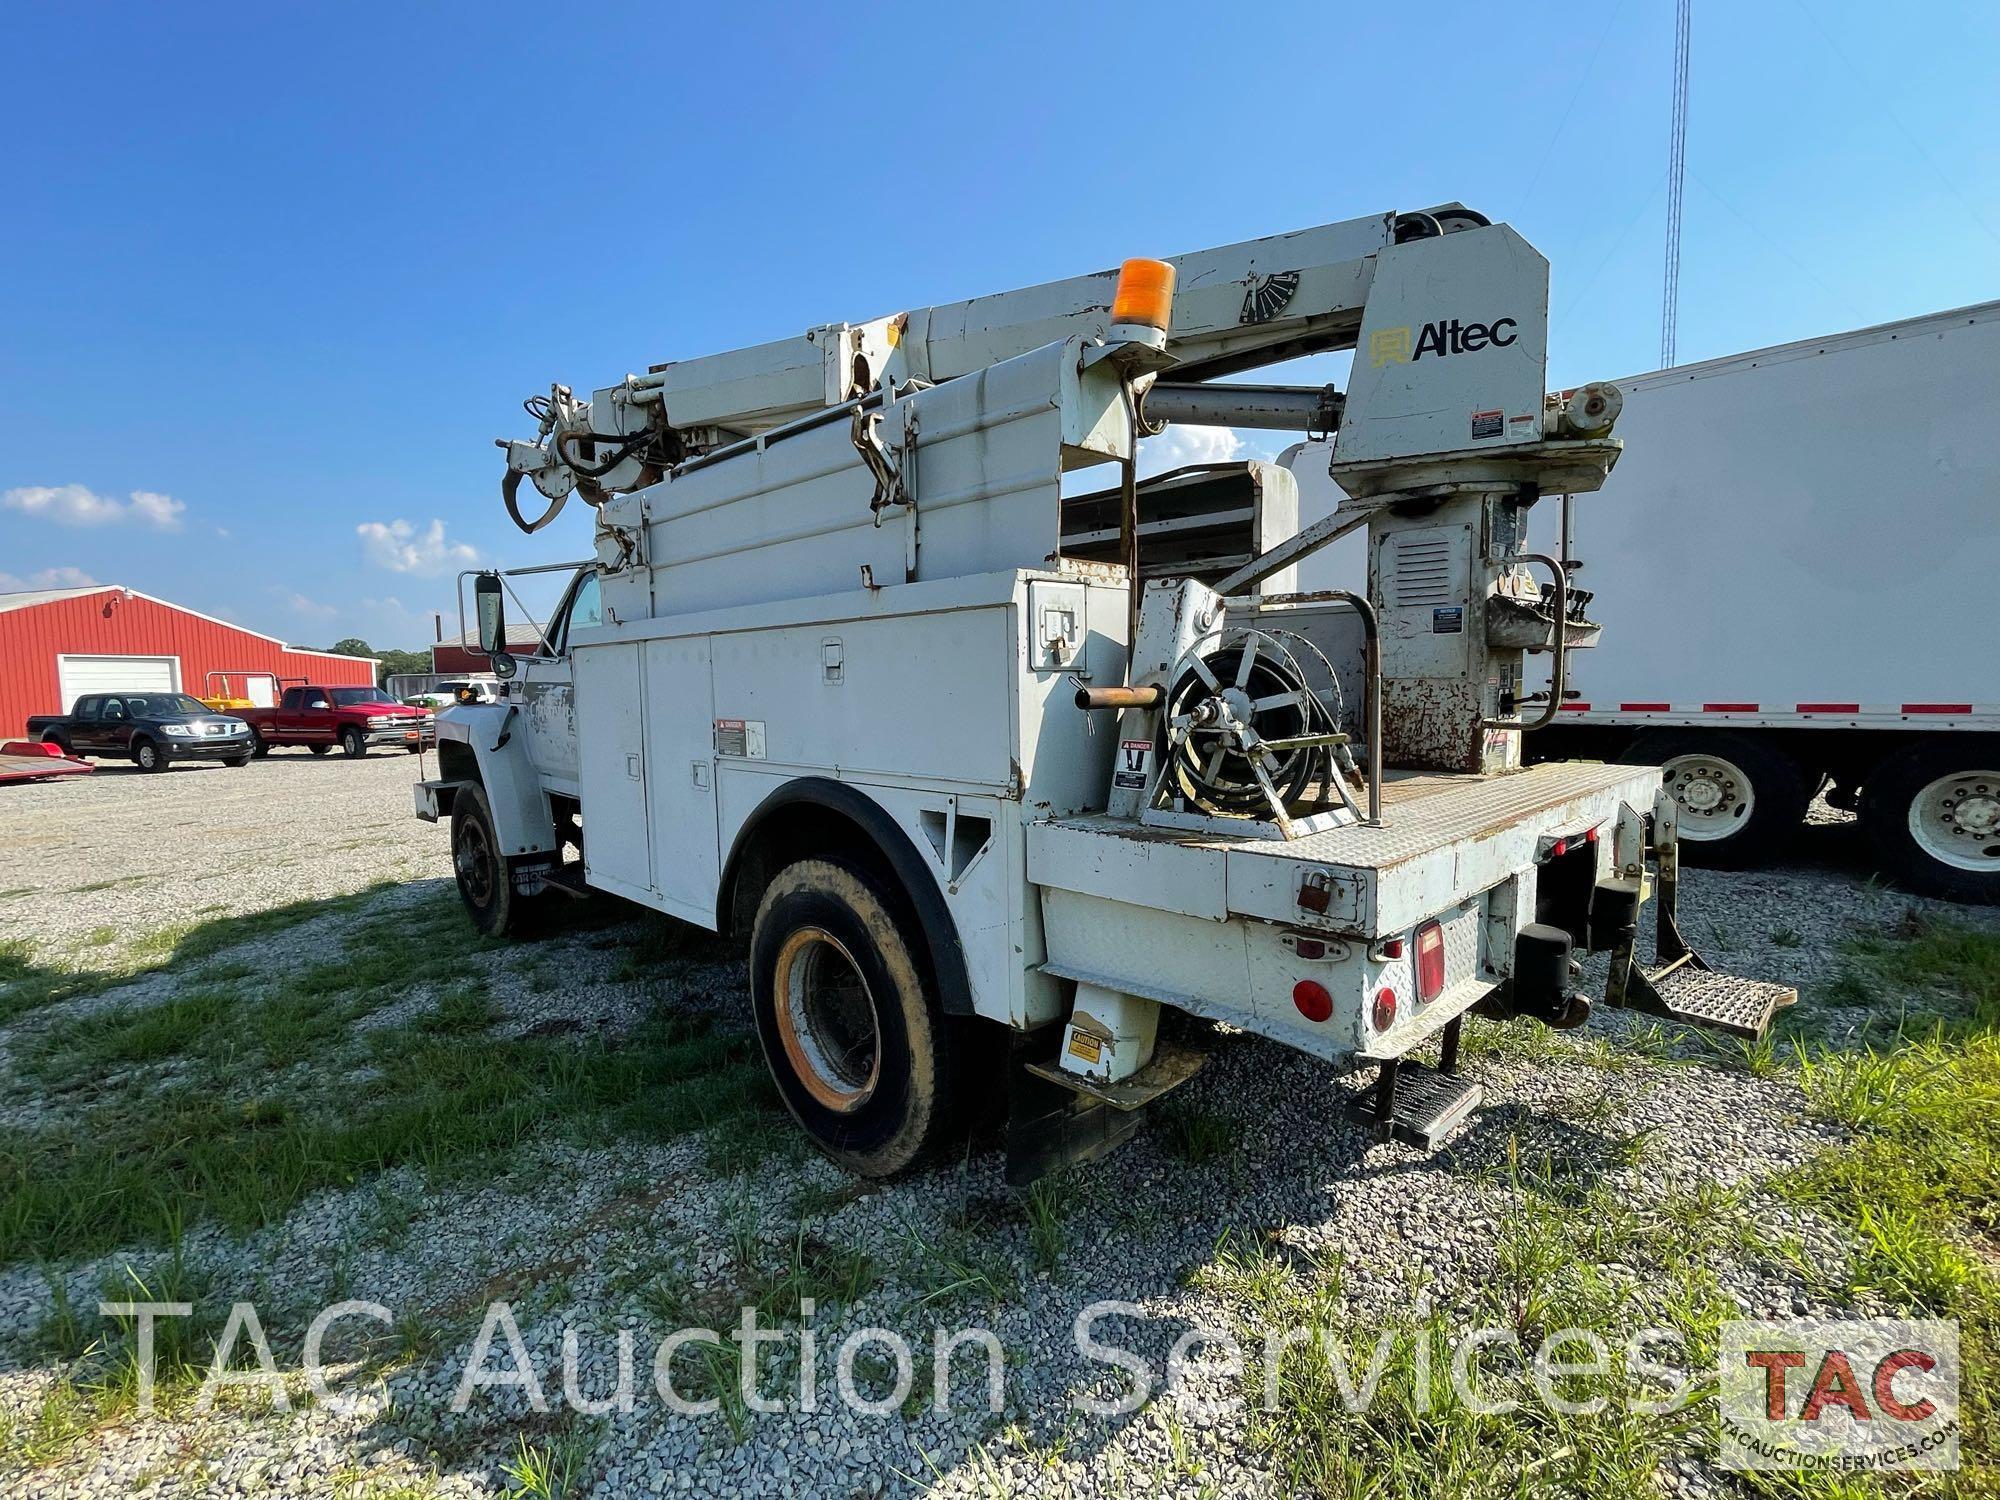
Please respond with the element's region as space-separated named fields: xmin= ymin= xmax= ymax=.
xmin=772 ymin=927 xmax=880 ymax=1113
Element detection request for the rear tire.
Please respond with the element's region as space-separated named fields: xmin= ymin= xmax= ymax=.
xmin=133 ymin=738 xmax=168 ymax=774
xmin=1622 ymin=730 xmax=1809 ymax=867
xmin=249 ymin=728 xmax=270 ymax=758
xmin=340 ymin=726 xmax=366 ymax=758
xmin=309 ymin=744 xmax=331 ymax=757
xmin=450 ymin=783 xmax=533 ymax=936
xmin=41 ymin=732 xmax=79 ymax=760
xmin=749 ymin=858 xmax=962 ymax=1178
xmin=1860 ymin=741 xmax=2000 ymax=904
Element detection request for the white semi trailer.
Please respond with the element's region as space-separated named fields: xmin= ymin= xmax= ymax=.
xmin=1291 ymin=302 xmax=1999 ymax=903
xmin=421 ymin=206 xmax=1792 ymax=1180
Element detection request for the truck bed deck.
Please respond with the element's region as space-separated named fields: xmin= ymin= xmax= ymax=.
xmin=1028 ymin=761 xmax=1657 ymax=937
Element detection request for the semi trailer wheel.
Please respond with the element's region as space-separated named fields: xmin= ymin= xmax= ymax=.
xmin=1861 ymin=742 xmax=2000 ymax=904
xmin=450 ymin=783 xmax=532 ymax=936
xmin=1622 ymin=730 xmax=1809 ymax=867
xmin=749 ymin=858 xmax=962 ymax=1177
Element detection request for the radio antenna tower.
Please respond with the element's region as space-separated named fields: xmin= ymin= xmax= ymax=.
xmin=1660 ymin=0 xmax=1690 ymax=368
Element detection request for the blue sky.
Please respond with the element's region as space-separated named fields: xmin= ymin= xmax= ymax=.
xmin=2 ymin=1 xmax=1994 ymax=648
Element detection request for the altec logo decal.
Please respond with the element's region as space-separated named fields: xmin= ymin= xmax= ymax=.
xmin=1369 ymin=317 xmax=1518 ymax=367
xmin=1719 ymin=1319 xmax=1959 ymax=1471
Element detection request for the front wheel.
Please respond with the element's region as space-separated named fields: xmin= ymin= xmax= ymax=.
xmin=451 ymin=783 xmax=532 ymax=936
xmin=224 ymin=752 xmax=251 ymax=768
xmin=340 ymin=726 xmax=366 ymax=758
xmin=1861 ymin=741 xmax=2000 ymax=904
xmin=749 ymin=858 xmax=962 ymax=1178
xmin=133 ymin=738 xmax=168 ymax=774
xmin=248 ymin=727 xmax=270 ymax=758
xmin=1622 ymin=730 xmax=1810 ymax=868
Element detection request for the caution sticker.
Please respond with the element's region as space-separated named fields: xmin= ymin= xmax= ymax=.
xmin=1471 ymin=409 xmax=1504 ymax=439
xmin=1066 ymin=1028 xmax=1104 ymax=1065
xmin=1112 ymin=738 xmax=1153 ymax=791
xmin=713 ymin=719 xmax=767 ymax=758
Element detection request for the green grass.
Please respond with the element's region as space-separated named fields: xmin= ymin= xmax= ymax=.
xmin=0 ymin=889 xmax=781 ymax=1264
xmin=1155 ymin=1099 xmax=1238 ymax=1164
xmin=1769 ymin=917 xmax=2000 ymax=1460
xmin=0 ymin=885 xmax=393 ymax=1024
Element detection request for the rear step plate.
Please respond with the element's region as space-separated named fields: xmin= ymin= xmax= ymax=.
xmin=1021 ymin=1040 xmax=1207 ymax=1113
xmin=1350 ymin=1062 xmax=1482 ymax=1150
xmin=1647 ymin=966 xmax=1796 ymax=1039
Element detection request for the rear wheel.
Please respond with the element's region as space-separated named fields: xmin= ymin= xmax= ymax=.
xmin=248 ymin=727 xmax=270 ymax=758
xmin=340 ymin=726 xmax=366 ymax=758
xmin=1623 ymin=730 xmax=1809 ymax=867
xmin=309 ymin=743 xmax=331 ymax=756
xmin=40 ymin=732 xmax=79 ymax=759
xmin=1861 ymin=741 xmax=2000 ymax=904
xmin=749 ymin=858 xmax=961 ymax=1177
xmin=133 ymin=738 xmax=168 ymax=773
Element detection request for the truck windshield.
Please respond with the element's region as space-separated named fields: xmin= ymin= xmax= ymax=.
xmin=125 ymin=695 xmax=213 ymax=716
xmin=330 ymin=688 xmax=396 ymax=707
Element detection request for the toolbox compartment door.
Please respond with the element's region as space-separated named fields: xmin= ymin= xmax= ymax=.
xmin=576 ymin=642 xmax=656 ymax=902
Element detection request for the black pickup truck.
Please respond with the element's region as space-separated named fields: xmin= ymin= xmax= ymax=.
xmin=26 ymin=693 xmax=254 ymax=772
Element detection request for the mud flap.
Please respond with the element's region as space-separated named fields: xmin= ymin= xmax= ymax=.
xmin=1601 ymin=790 xmax=1796 ymax=1040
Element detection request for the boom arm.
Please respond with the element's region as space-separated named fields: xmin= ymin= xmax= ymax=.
xmin=498 ymin=204 xmax=1502 ymax=524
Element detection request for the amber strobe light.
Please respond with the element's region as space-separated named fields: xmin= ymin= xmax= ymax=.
xmin=1110 ymin=258 xmax=1176 ymax=333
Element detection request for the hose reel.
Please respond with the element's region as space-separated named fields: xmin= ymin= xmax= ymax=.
xmin=1158 ymin=626 xmax=1362 ymax=830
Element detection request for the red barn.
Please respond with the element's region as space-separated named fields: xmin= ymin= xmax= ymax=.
xmin=0 ymin=584 xmax=377 ymax=736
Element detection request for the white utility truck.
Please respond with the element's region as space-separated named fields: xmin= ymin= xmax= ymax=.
xmin=421 ymin=205 xmax=1792 ymax=1180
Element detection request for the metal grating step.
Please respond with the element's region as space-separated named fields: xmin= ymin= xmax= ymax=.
xmin=1647 ymin=965 xmax=1795 ymax=1040
xmin=1350 ymin=1062 xmax=1483 ymax=1150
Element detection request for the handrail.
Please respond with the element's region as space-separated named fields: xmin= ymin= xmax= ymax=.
xmin=1483 ymin=551 xmax=1568 ymax=733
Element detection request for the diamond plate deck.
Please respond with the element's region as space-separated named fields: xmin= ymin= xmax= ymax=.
xmin=1054 ymin=762 xmax=1654 ymax=871
xmin=1647 ymin=966 xmax=1796 ymax=1039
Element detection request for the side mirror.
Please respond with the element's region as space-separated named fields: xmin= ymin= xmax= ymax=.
xmin=492 ymin=653 xmax=518 ymax=681
xmin=474 ymin=574 xmax=506 ymax=656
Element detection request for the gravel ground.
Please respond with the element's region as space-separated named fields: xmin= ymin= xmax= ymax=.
xmin=0 ymin=762 xmax=1988 ymax=1497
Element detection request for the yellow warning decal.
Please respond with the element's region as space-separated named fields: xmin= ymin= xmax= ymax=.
xmin=1066 ymin=1029 xmax=1103 ymax=1064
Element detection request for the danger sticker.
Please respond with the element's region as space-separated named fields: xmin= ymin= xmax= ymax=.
xmin=1471 ymin=409 xmax=1504 ymax=439
xmin=713 ymin=719 xmax=767 ymax=758
xmin=1112 ymin=738 xmax=1153 ymax=791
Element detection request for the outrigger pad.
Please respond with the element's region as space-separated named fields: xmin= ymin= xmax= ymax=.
xmin=1641 ymin=965 xmax=1796 ymax=1040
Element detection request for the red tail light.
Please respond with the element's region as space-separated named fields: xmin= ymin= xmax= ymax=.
xmin=1292 ymin=980 xmax=1333 ymax=1023
xmin=1415 ymin=921 xmax=1446 ymax=1003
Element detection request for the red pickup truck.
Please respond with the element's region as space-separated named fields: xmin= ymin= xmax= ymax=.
xmin=239 ymin=685 xmax=435 ymax=759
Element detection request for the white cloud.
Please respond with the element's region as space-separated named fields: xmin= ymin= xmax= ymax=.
xmin=268 ymin=586 xmax=338 ymax=620
xmin=1 ymin=484 xmax=186 ymax=531
xmin=1135 ymin=424 xmax=1276 ymax=480
xmin=0 ymin=564 xmax=99 ymax=592
xmin=356 ymin=518 xmax=478 ymax=576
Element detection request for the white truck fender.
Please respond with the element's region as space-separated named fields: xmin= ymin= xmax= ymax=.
xmin=415 ymin=704 xmax=560 ymax=857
